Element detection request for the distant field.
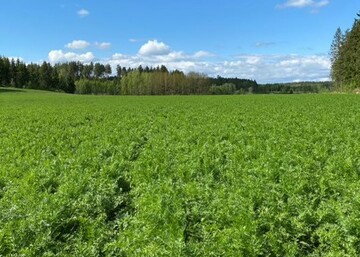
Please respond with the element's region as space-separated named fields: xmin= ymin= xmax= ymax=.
xmin=1 ymin=89 xmax=360 ymax=256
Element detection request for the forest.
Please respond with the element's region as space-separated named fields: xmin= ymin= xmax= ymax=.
xmin=330 ymin=12 xmax=360 ymax=90
xmin=0 ymin=58 xmax=333 ymax=95
xmin=0 ymin=57 xmax=334 ymax=95
xmin=0 ymin=58 xmax=258 ymax=95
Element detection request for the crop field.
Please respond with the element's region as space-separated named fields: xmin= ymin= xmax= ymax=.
xmin=1 ymin=89 xmax=360 ymax=256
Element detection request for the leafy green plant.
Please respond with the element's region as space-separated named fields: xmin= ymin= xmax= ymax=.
xmin=1 ymin=91 xmax=360 ymax=256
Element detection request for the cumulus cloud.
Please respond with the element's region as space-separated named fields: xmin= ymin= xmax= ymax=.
xmin=277 ymin=0 xmax=329 ymax=9
xmin=77 ymin=9 xmax=90 ymax=17
xmin=108 ymin=50 xmax=330 ymax=83
xmin=95 ymin=42 xmax=111 ymax=49
xmin=236 ymin=54 xmax=330 ymax=82
xmin=138 ymin=40 xmax=171 ymax=56
xmin=65 ymin=40 xmax=90 ymax=50
xmin=137 ymin=40 xmax=214 ymax=61
xmin=48 ymin=50 xmax=95 ymax=63
xmin=49 ymin=39 xmax=330 ymax=83
xmin=110 ymin=43 xmax=214 ymax=70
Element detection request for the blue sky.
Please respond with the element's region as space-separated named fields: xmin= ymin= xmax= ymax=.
xmin=0 ymin=0 xmax=358 ymax=83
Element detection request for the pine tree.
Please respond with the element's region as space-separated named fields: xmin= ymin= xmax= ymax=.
xmin=331 ymin=12 xmax=360 ymax=89
xmin=330 ymin=28 xmax=345 ymax=82
xmin=330 ymin=28 xmax=343 ymax=65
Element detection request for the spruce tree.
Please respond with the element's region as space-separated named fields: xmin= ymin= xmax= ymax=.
xmin=331 ymin=12 xmax=360 ymax=89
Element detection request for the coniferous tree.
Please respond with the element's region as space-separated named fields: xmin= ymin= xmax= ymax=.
xmin=9 ymin=59 xmax=16 ymax=86
xmin=27 ymin=63 xmax=40 ymax=89
xmin=116 ymin=65 xmax=122 ymax=78
xmin=3 ymin=58 xmax=11 ymax=86
xmin=330 ymin=28 xmax=343 ymax=66
xmin=15 ymin=60 xmax=29 ymax=88
xmin=39 ymin=62 xmax=53 ymax=90
xmin=104 ymin=64 xmax=112 ymax=77
xmin=331 ymin=12 xmax=360 ymax=89
xmin=0 ymin=58 xmax=3 ymax=85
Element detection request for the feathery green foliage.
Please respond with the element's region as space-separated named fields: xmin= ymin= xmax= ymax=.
xmin=1 ymin=89 xmax=360 ymax=256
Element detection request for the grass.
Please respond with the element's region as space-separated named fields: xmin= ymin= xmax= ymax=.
xmin=1 ymin=90 xmax=360 ymax=256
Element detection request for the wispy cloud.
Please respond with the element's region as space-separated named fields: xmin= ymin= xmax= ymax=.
xmin=65 ymin=40 xmax=90 ymax=50
xmin=254 ymin=42 xmax=276 ymax=48
xmin=313 ymin=0 xmax=330 ymax=7
xmin=277 ymin=0 xmax=330 ymax=9
xmin=95 ymin=42 xmax=112 ymax=50
xmin=77 ymin=8 xmax=90 ymax=17
xmin=193 ymin=51 xmax=214 ymax=58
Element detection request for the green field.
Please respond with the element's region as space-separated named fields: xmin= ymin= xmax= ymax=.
xmin=1 ymin=89 xmax=360 ymax=256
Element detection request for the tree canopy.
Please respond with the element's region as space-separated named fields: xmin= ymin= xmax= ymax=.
xmin=0 ymin=57 xmax=261 ymax=95
xmin=330 ymin=12 xmax=360 ymax=89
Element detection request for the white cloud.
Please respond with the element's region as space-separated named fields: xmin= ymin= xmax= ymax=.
xmin=129 ymin=38 xmax=139 ymax=43
xmin=65 ymin=40 xmax=90 ymax=50
xmin=65 ymin=40 xmax=111 ymax=50
xmin=111 ymin=53 xmax=127 ymax=60
xmin=279 ymin=0 xmax=313 ymax=8
xmin=245 ymin=56 xmax=261 ymax=65
xmin=110 ymin=45 xmax=214 ymax=70
xmin=108 ymin=48 xmax=330 ymax=83
xmin=138 ymin=40 xmax=171 ymax=56
xmin=277 ymin=0 xmax=329 ymax=9
xmin=50 ymin=39 xmax=330 ymax=83
xmin=77 ymin=9 xmax=90 ymax=17
xmin=193 ymin=51 xmax=214 ymax=58
xmin=95 ymin=42 xmax=111 ymax=49
xmin=313 ymin=0 xmax=330 ymax=7
xmin=48 ymin=50 xmax=95 ymax=63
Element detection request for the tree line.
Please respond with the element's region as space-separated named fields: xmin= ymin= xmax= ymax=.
xmin=0 ymin=57 xmax=259 ymax=95
xmin=1 ymin=56 xmax=333 ymax=95
xmin=330 ymin=12 xmax=360 ymax=90
xmin=0 ymin=58 xmax=114 ymax=93
xmin=257 ymin=82 xmax=333 ymax=94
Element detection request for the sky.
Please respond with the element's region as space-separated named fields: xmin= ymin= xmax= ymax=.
xmin=0 ymin=0 xmax=358 ymax=83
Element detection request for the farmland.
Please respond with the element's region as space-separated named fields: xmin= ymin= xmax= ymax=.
xmin=1 ymin=89 xmax=360 ymax=256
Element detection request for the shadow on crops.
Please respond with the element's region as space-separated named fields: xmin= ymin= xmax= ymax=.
xmin=0 ymin=87 xmax=26 ymax=93
xmin=105 ymin=177 xmax=133 ymax=222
